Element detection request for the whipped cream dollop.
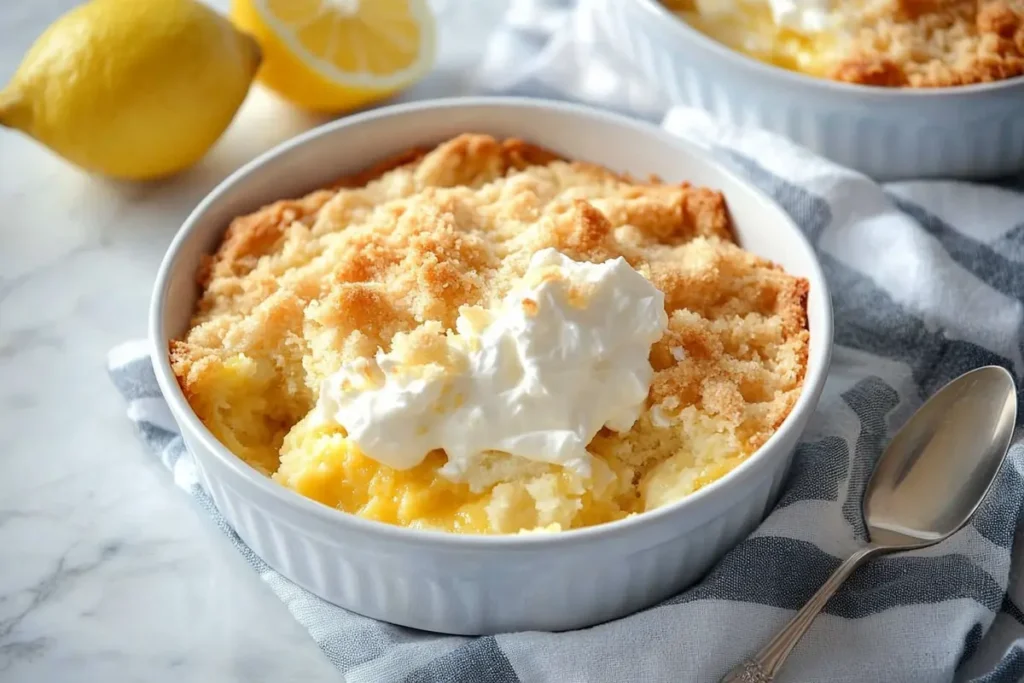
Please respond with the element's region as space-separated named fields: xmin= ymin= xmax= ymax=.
xmin=767 ymin=0 xmax=834 ymax=33
xmin=314 ymin=248 xmax=668 ymax=481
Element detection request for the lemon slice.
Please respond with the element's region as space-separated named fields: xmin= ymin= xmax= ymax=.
xmin=230 ymin=0 xmax=436 ymax=113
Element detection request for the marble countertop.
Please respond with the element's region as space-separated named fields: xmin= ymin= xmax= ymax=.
xmin=0 ymin=2 xmax=505 ymax=680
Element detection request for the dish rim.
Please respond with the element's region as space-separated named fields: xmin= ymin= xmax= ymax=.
xmin=149 ymin=95 xmax=834 ymax=551
xmin=634 ymin=0 xmax=1024 ymax=99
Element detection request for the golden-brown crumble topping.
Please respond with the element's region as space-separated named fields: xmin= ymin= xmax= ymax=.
xmin=837 ymin=0 xmax=1024 ymax=87
xmin=170 ymin=134 xmax=809 ymax=533
xmin=665 ymin=0 xmax=1024 ymax=87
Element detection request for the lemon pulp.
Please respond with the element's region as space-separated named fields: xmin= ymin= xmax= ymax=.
xmin=230 ymin=0 xmax=436 ymax=113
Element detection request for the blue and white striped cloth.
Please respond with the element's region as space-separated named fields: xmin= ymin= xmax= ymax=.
xmin=109 ymin=1 xmax=1024 ymax=681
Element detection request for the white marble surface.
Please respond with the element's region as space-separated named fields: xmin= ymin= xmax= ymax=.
xmin=0 ymin=2 xmax=505 ymax=681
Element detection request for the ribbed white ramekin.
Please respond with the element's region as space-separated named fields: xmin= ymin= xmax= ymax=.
xmin=600 ymin=0 xmax=1024 ymax=180
xmin=150 ymin=98 xmax=833 ymax=635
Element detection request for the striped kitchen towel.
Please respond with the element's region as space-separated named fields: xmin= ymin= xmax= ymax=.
xmin=108 ymin=0 xmax=1024 ymax=681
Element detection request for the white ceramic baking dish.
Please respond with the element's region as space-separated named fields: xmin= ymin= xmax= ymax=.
xmin=150 ymin=97 xmax=833 ymax=635
xmin=600 ymin=0 xmax=1024 ymax=180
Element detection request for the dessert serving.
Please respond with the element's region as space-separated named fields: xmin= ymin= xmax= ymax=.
xmin=169 ymin=133 xmax=809 ymax=535
xmin=663 ymin=0 xmax=1024 ymax=86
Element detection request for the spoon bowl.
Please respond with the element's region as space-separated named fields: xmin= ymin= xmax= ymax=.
xmin=723 ymin=365 xmax=1018 ymax=683
xmin=864 ymin=366 xmax=1017 ymax=547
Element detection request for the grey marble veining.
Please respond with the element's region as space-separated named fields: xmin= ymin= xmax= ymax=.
xmin=0 ymin=1 xmax=507 ymax=681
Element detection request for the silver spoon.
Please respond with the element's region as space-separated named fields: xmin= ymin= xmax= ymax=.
xmin=721 ymin=365 xmax=1017 ymax=683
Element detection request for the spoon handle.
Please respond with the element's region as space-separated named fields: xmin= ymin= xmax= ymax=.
xmin=720 ymin=544 xmax=889 ymax=682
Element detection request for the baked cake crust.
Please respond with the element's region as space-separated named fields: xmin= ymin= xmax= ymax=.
xmin=170 ymin=134 xmax=810 ymax=533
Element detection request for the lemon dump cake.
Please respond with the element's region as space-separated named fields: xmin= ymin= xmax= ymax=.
xmin=170 ymin=134 xmax=809 ymax=534
xmin=663 ymin=0 xmax=1024 ymax=86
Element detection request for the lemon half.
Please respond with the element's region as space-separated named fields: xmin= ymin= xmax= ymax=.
xmin=231 ymin=0 xmax=436 ymax=113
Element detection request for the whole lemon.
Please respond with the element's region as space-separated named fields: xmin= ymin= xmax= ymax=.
xmin=0 ymin=0 xmax=261 ymax=180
